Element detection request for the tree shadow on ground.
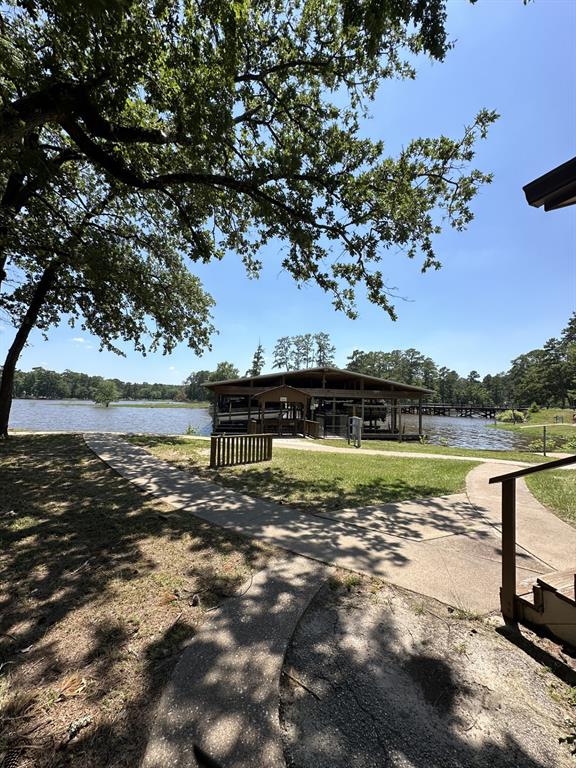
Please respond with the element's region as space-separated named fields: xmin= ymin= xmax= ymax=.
xmin=0 ymin=434 xmax=270 ymax=767
xmin=1 ymin=434 xmax=555 ymax=768
xmin=280 ymin=582 xmax=572 ymax=768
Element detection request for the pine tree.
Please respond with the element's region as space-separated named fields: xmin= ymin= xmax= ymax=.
xmin=314 ymin=332 xmax=336 ymax=367
xmin=246 ymin=342 xmax=265 ymax=376
xmin=272 ymin=337 xmax=293 ymax=370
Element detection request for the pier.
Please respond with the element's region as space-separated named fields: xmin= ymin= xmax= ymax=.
xmin=401 ymin=404 xmax=522 ymax=419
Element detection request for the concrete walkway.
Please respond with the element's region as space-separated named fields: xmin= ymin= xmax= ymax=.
xmin=180 ymin=434 xmax=546 ymax=466
xmin=85 ymin=434 xmax=576 ymax=614
xmin=466 ymin=463 xmax=576 ymax=573
xmin=271 ymin=437 xmax=537 ymax=465
xmin=141 ymin=556 xmax=326 ymax=768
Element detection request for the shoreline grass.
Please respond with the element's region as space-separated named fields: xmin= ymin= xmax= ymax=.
xmin=493 ymin=407 xmax=576 ymax=442
xmin=13 ymin=398 xmax=210 ymax=409
xmin=112 ymin=401 xmax=210 ymax=409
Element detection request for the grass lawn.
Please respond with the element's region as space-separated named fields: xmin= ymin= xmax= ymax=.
xmin=129 ymin=436 xmax=479 ymax=512
xmin=494 ymin=407 xmax=576 ymax=444
xmin=0 ymin=434 xmax=273 ymax=767
xmin=317 ymin=438 xmax=549 ymax=464
xmin=526 ymin=469 xmax=576 ymax=526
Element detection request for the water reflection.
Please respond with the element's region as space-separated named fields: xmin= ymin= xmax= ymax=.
xmin=10 ymin=400 xmax=534 ymax=451
xmin=401 ymin=414 xmax=532 ymax=451
xmin=10 ymin=399 xmax=213 ymax=436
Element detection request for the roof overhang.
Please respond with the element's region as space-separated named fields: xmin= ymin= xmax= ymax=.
xmin=523 ymin=156 xmax=576 ymax=211
xmin=203 ymin=366 xmax=433 ymax=396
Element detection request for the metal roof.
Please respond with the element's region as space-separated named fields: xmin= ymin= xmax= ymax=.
xmin=203 ymin=366 xmax=433 ymax=394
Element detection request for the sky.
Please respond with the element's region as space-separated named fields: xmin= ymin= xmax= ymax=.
xmin=3 ymin=0 xmax=575 ymax=385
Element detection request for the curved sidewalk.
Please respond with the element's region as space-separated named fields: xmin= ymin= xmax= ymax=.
xmin=85 ymin=434 xmax=570 ymax=614
xmin=141 ymin=556 xmax=326 ymax=768
xmin=466 ymin=463 xmax=576 ymax=572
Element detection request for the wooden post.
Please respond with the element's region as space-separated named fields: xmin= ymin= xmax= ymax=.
xmin=418 ymin=397 xmax=423 ymax=436
xmin=332 ymin=396 xmax=336 ymax=435
xmin=501 ymin=478 xmax=517 ymax=621
xmin=210 ymin=435 xmax=217 ymax=468
xmin=543 ymin=425 xmax=547 ymax=457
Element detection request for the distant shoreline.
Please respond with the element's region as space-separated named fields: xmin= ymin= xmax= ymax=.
xmin=13 ymin=398 xmax=210 ymax=409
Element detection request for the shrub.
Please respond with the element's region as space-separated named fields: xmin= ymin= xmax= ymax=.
xmin=496 ymin=409 xmax=524 ymax=423
xmin=528 ymin=402 xmax=540 ymax=414
xmin=528 ymin=436 xmax=563 ymax=453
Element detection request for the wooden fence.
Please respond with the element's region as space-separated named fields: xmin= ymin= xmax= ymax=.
xmin=210 ymin=433 xmax=274 ymax=469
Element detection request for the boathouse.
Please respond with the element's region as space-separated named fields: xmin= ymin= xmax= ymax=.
xmin=204 ymin=367 xmax=432 ymax=440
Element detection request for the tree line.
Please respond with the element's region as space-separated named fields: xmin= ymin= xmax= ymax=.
xmin=11 ymin=368 xmax=186 ymax=402
xmin=347 ymin=313 xmax=576 ymax=407
xmin=10 ymin=313 xmax=575 ymax=407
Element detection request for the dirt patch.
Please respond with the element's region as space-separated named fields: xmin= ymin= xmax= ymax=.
xmin=281 ymin=575 xmax=576 ymax=768
xmin=0 ymin=434 xmax=275 ymax=768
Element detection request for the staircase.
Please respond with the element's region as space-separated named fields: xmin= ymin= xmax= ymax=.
xmin=518 ymin=569 xmax=576 ymax=646
xmin=489 ymin=454 xmax=576 ymax=647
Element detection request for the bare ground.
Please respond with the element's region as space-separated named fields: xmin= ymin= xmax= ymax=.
xmin=281 ymin=574 xmax=576 ymax=768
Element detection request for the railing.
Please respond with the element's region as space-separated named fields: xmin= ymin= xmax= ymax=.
xmin=298 ymin=419 xmax=320 ymax=438
xmin=489 ymin=453 xmax=576 ymax=621
xmin=247 ymin=418 xmax=320 ymax=438
xmin=210 ymin=433 xmax=274 ymax=469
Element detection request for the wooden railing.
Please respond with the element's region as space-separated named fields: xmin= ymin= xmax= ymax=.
xmin=489 ymin=453 xmax=576 ymax=621
xmin=210 ymin=433 xmax=274 ymax=469
xmin=248 ymin=418 xmax=321 ymax=438
xmin=298 ymin=419 xmax=321 ymax=438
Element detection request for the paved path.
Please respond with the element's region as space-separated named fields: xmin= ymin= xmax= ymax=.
xmin=141 ymin=556 xmax=326 ymax=768
xmin=180 ymin=434 xmax=546 ymax=466
xmin=466 ymin=463 xmax=576 ymax=574
xmin=85 ymin=435 xmax=576 ymax=614
xmin=270 ymin=437 xmax=537 ymax=465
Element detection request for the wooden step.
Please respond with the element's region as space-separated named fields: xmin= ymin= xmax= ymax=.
xmin=537 ymin=568 xmax=576 ymax=602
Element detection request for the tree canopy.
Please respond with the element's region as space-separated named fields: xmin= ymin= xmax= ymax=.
xmin=0 ymin=0 xmax=497 ymax=435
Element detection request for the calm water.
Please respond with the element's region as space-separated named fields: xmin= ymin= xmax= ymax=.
xmin=9 ymin=399 xmax=533 ymax=451
xmin=10 ymin=399 xmax=213 ymax=436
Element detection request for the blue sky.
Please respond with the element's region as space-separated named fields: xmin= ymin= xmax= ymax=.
xmin=3 ymin=0 xmax=575 ymax=385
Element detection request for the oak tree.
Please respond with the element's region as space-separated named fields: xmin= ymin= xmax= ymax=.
xmin=0 ymin=0 xmax=497 ymax=435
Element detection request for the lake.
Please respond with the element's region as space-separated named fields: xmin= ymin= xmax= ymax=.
xmin=10 ymin=399 xmax=213 ymax=436
xmin=9 ymin=399 xmax=533 ymax=451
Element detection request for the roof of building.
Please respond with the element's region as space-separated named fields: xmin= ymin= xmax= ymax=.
xmin=523 ymin=156 xmax=576 ymax=211
xmin=203 ymin=366 xmax=433 ymax=395
xmin=254 ymin=385 xmax=310 ymax=401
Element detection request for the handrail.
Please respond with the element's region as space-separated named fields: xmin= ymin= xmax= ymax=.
xmin=491 ymin=450 xmax=576 ymax=623
xmin=489 ymin=453 xmax=576 ymax=485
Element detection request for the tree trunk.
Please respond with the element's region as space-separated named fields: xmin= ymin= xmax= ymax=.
xmin=0 ymin=263 xmax=59 ymax=437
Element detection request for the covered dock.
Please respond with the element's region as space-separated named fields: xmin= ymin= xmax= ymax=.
xmin=204 ymin=367 xmax=432 ymax=440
